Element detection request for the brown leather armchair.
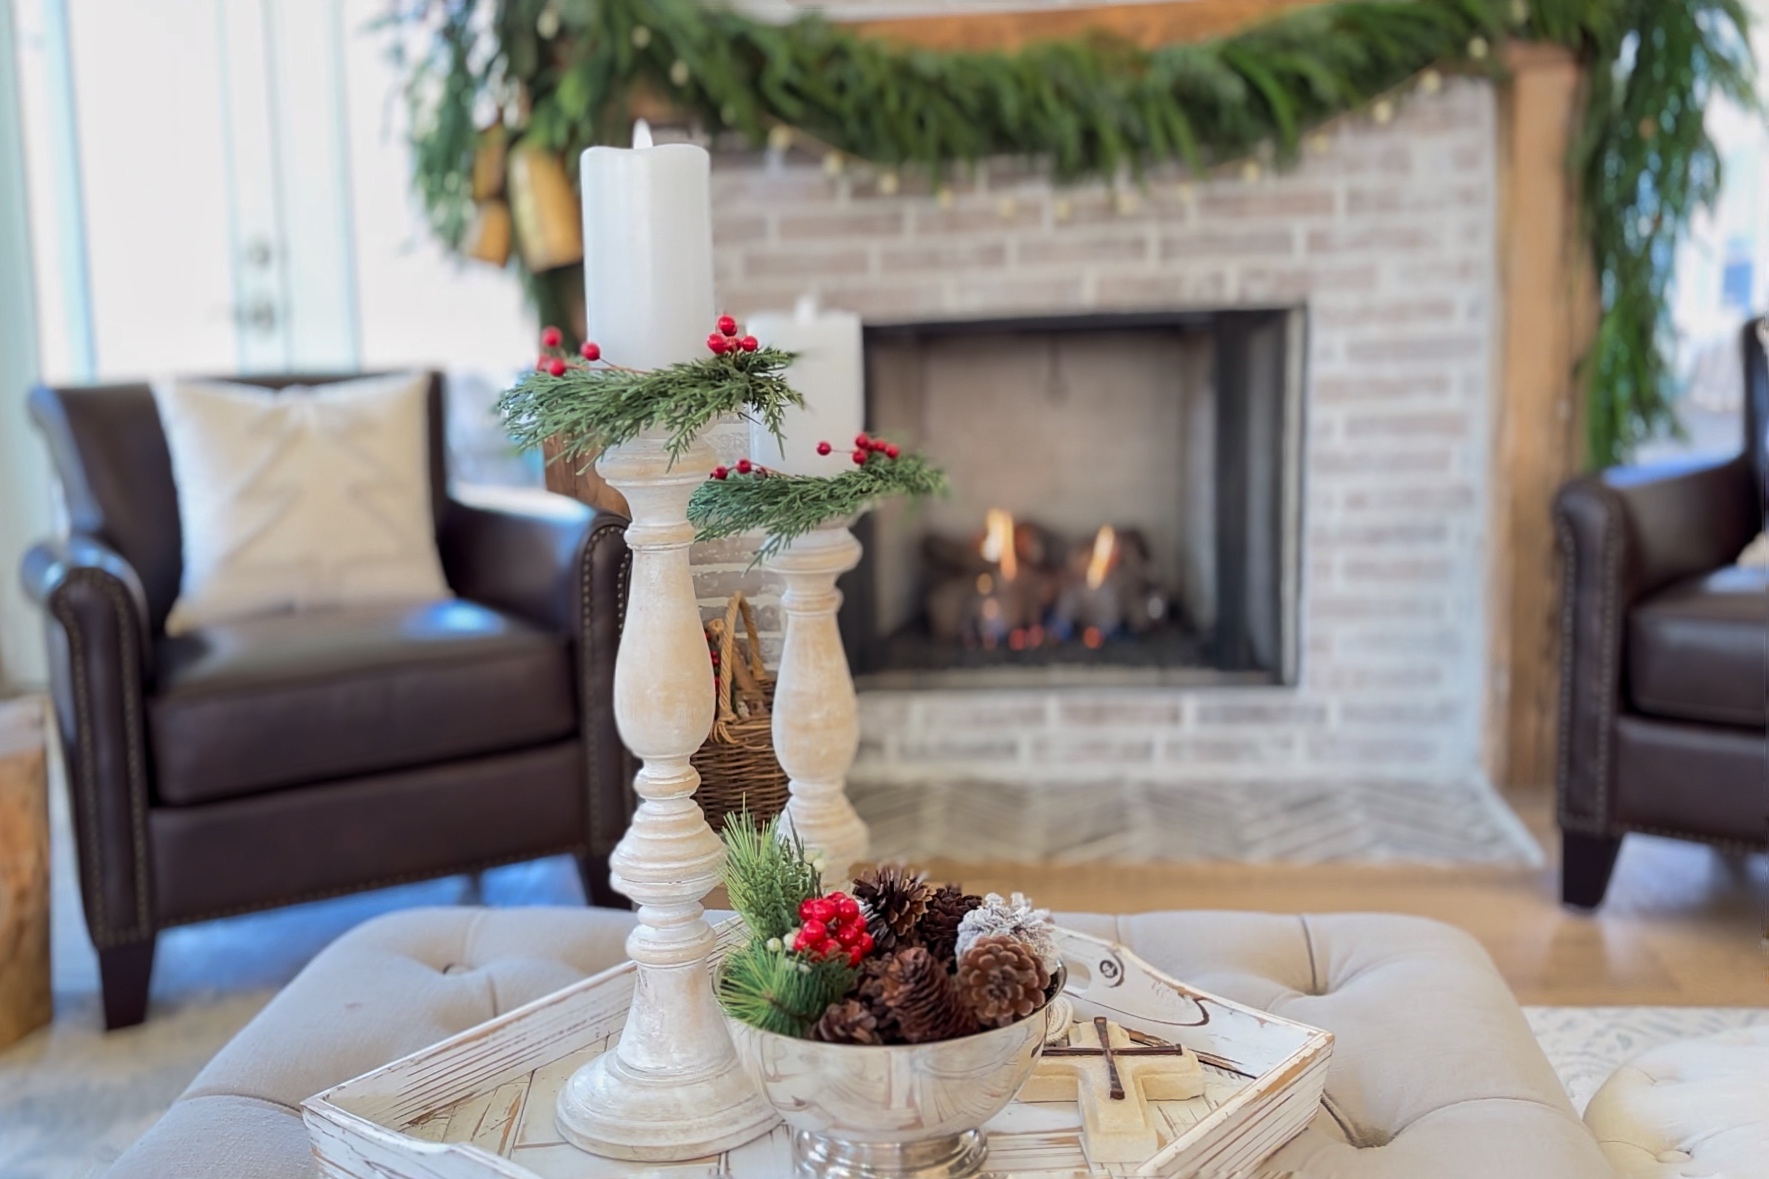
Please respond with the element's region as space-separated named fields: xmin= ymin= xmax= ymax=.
xmin=19 ymin=373 xmax=637 ymax=1028
xmin=1553 ymin=321 xmax=1768 ymax=908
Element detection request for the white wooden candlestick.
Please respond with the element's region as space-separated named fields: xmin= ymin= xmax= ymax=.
xmin=555 ymin=427 xmax=778 ymax=1160
xmin=765 ymin=522 xmax=871 ymax=885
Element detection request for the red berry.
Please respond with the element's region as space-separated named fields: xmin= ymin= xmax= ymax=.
xmin=855 ymin=433 xmax=870 ymax=449
xmin=847 ymin=946 xmax=865 ymax=967
xmin=835 ymin=922 xmax=863 ymax=947
xmin=547 ymin=358 xmax=567 ymax=377
xmin=707 ymin=332 xmax=729 ymax=354
xmin=884 ymin=444 xmax=900 ymax=459
xmin=836 ymin=896 xmax=860 ymax=920
xmin=798 ymin=898 xmax=818 ymax=920
xmin=793 ymin=929 xmax=813 ymax=951
xmin=736 ymin=458 xmax=753 ymax=474
xmin=739 ymin=335 xmax=758 ymax=352
xmin=816 ymin=441 xmax=833 ymax=456
xmin=580 ymin=341 xmax=601 ymax=361
xmin=808 ymin=898 xmax=837 ymax=923
xmin=712 ymin=466 xmax=729 ymax=480
xmin=857 ymin=931 xmax=875 ymax=953
xmin=716 ymin=314 xmax=738 ymax=337
xmin=801 ymin=918 xmax=828 ymax=942
xmin=541 ymin=325 xmax=562 ymax=348
xmin=852 ymin=450 xmax=867 ymax=465
xmin=535 ymin=356 xmax=549 ymax=371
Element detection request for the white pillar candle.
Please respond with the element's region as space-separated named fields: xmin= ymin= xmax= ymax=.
xmin=580 ymin=121 xmax=715 ymax=370
xmin=747 ymin=296 xmax=865 ymax=475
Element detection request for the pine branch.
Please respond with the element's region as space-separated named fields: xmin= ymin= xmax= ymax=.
xmin=720 ymin=810 xmax=822 ymax=942
xmin=689 ymin=451 xmax=948 ymax=561
xmin=495 ymin=346 xmax=805 ymax=465
xmin=717 ymin=939 xmax=857 ymax=1038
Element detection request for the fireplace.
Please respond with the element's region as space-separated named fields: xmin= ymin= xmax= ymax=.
xmin=840 ymin=309 xmax=1305 ymax=689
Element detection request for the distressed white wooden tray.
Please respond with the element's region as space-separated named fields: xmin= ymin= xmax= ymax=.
xmin=305 ymin=924 xmax=1332 ymax=1179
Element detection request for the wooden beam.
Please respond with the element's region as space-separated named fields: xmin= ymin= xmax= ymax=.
xmin=844 ymin=0 xmax=1328 ymax=53
xmin=1486 ymin=43 xmax=1597 ymax=793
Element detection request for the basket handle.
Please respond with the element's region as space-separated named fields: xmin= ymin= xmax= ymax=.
xmin=729 ymin=592 xmax=769 ymax=687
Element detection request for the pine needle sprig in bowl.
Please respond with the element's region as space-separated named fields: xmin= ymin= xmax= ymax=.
xmin=495 ymin=341 xmax=804 ymax=466
xmin=721 ymin=811 xmax=823 ymax=943
xmin=689 ymin=446 xmax=948 ymax=560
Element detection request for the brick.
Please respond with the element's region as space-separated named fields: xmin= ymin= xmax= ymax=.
xmin=1158 ymin=229 xmax=1296 ymax=259
xmin=1345 ymin=334 xmax=1486 ymax=364
xmin=1309 ymin=595 xmax=1445 ymax=621
xmin=744 ymin=246 xmax=871 ymax=279
xmin=912 ymin=201 xmax=1046 ymax=234
xmin=1305 ymin=225 xmax=1439 ymax=254
xmin=1305 ymin=665 xmax=1444 ymax=692
xmin=1342 ymin=410 xmax=1471 ymax=439
xmin=898 ymin=735 xmax=1022 ymax=762
xmin=1342 ymin=485 xmax=1476 ymax=513
xmin=1195 ymin=188 xmax=1336 ymax=219
xmin=1194 ymin=700 xmax=1328 ymax=726
xmin=710 ymin=166 xmax=839 ymax=206
xmin=1339 ymin=700 xmax=1464 ymax=725
xmin=1305 ymin=733 xmax=1440 ymax=764
xmin=779 ymin=208 xmax=906 ymax=241
xmin=1308 ymin=521 xmax=1450 ymax=548
xmin=880 ymin=240 xmax=1008 ymax=273
xmin=1310 ymin=447 xmax=1459 ymax=477
xmin=1345 ymin=184 xmax=1487 ymax=215
xmin=917 ymin=697 xmax=1051 ymax=729
xmin=1161 ymin=735 xmax=1298 ymax=764
xmin=1017 ymin=232 xmax=1150 ymax=266
xmin=694 ymin=568 xmax=782 ymax=601
xmin=1095 ymin=271 xmax=1231 ymax=307
xmin=1313 ymin=299 xmax=1459 ymax=330
xmin=815 ymin=281 xmax=945 ymax=319
xmin=691 ymin=536 xmax=764 ymax=565
xmin=1236 ymin=264 xmax=1378 ymax=299
xmin=1057 ymin=697 xmax=1185 ymax=727
xmin=1340 ymin=555 xmax=1457 ymax=584
xmin=1312 ymin=373 xmax=1455 ymax=403
xmin=951 ymin=275 xmax=1086 ymax=313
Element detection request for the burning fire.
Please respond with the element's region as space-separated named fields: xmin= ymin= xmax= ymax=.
xmin=1085 ymin=525 xmax=1118 ymax=590
xmin=980 ymin=508 xmax=1018 ymax=580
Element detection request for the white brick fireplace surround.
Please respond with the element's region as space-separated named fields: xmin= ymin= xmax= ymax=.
xmin=695 ymin=79 xmax=1499 ymax=793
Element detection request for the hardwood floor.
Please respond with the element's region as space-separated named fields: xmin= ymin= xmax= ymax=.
xmin=918 ymin=791 xmax=1769 ymax=1006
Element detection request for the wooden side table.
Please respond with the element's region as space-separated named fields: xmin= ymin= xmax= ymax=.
xmin=0 ymin=696 xmax=51 ymax=1050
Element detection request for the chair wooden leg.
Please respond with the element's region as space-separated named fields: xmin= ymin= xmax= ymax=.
xmin=1561 ymin=831 xmax=1623 ymax=910
xmin=575 ymin=851 xmax=629 ymax=910
xmin=97 ymin=938 xmax=156 ymax=1030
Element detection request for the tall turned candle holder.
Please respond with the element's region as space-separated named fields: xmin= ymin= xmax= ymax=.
xmin=555 ymin=426 xmax=778 ymax=1160
xmin=764 ymin=521 xmax=871 ymax=886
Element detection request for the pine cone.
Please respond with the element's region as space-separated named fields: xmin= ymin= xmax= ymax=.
xmin=916 ymin=884 xmax=983 ymax=967
xmin=854 ymin=864 xmax=932 ymax=953
xmin=811 ymin=998 xmax=885 ymax=1045
xmin=878 ymin=947 xmax=978 ymax=1043
xmin=853 ymin=955 xmax=900 ymax=1041
xmin=957 ymin=934 xmax=1051 ymax=1027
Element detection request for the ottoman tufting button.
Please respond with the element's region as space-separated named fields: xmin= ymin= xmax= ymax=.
xmin=1655 ymin=1149 xmax=1690 ymax=1164
xmin=442 ymin=963 xmax=470 ymax=975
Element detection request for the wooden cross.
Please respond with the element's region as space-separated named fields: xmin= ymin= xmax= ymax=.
xmin=1018 ymin=1016 xmax=1205 ymax=1163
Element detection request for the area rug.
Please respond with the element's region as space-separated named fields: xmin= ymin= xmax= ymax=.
xmin=851 ymin=774 xmax=1543 ymax=867
xmin=1522 ymin=1006 xmax=1769 ymax=1115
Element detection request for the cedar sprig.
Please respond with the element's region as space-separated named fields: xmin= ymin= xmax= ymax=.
xmin=495 ymin=345 xmax=804 ymax=466
xmin=719 ymin=810 xmax=822 ymax=943
xmin=717 ymin=937 xmax=858 ymax=1038
xmin=689 ymin=451 xmax=948 ymax=561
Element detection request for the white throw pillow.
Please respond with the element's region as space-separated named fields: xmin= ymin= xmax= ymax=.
xmin=153 ymin=372 xmax=451 ymax=635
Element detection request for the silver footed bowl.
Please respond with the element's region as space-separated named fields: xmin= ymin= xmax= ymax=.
xmin=724 ymin=978 xmax=1061 ymax=1179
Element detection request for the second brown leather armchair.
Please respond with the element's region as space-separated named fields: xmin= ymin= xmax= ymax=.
xmin=20 ymin=373 xmax=637 ymax=1028
xmin=1553 ymin=321 xmax=1768 ymax=907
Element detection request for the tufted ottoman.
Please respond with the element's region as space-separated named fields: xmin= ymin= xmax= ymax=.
xmin=1583 ymin=1026 xmax=1769 ymax=1177
xmin=104 ymin=907 xmax=1612 ymax=1178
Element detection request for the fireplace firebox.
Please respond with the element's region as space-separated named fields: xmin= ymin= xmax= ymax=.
xmin=838 ymin=309 xmax=1305 ymax=689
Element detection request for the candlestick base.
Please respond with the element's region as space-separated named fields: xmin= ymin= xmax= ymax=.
xmin=556 ymin=1040 xmax=778 ymax=1161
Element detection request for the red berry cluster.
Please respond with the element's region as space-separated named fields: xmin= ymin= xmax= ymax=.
xmin=535 ymin=325 xmax=601 ymax=376
xmin=835 ymin=433 xmax=901 ymax=467
xmin=710 ymin=456 xmax=777 ymax=481
xmin=793 ymin=891 xmax=873 ymax=966
xmin=706 ymin=314 xmax=759 ymax=356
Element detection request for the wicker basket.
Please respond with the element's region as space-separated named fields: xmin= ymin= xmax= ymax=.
xmin=691 ymin=593 xmax=789 ymax=833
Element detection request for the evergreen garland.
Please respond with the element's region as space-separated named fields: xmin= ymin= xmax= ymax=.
xmin=689 ymin=451 xmax=949 ymax=560
xmin=389 ymin=0 xmax=1756 ymax=465
xmin=495 ymin=344 xmax=803 ymax=464
xmin=720 ymin=811 xmax=823 ymax=943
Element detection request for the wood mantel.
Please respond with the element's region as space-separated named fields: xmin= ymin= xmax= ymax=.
xmin=843 ymin=0 xmax=1328 ymax=51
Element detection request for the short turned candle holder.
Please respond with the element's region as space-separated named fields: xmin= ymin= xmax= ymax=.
xmin=764 ymin=522 xmax=871 ymax=886
xmin=555 ymin=427 xmax=777 ymax=1160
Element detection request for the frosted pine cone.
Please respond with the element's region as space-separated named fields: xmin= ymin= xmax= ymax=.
xmin=878 ymin=946 xmax=978 ymax=1043
xmin=957 ymin=934 xmax=1051 ymax=1027
xmin=917 ymin=884 xmax=983 ymax=967
xmin=811 ymin=998 xmax=885 ymax=1045
xmin=955 ymin=892 xmax=1061 ymax=974
xmin=854 ymin=863 xmax=932 ymax=953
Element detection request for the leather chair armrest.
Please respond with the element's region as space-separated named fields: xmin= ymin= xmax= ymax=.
xmin=1552 ymin=453 xmax=1759 ymax=833
xmin=19 ymin=533 xmax=157 ymax=947
xmin=438 ymin=486 xmax=638 ymax=868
